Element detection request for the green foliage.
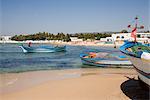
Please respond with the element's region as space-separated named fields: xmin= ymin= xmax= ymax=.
xmin=11 ymin=32 xmax=112 ymax=42
xmin=11 ymin=32 xmax=71 ymax=42
xmin=72 ymin=33 xmax=111 ymax=41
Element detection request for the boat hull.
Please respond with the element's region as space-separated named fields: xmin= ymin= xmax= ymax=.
xmin=120 ymin=41 xmax=150 ymax=86
xmin=81 ymin=58 xmax=132 ymax=67
xmin=80 ymin=52 xmax=132 ymax=67
xmin=130 ymin=56 xmax=150 ymax=86
xmin=19 ymin=45 xmax=66 ymax=53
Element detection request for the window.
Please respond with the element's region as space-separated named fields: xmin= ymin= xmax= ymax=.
xmin=137 ymin=34 xmax=140 ymax=38
xmin=116 ymin=36 xmax=120 ymax=38
xmin=121 ymin=36 xmax=124 ymax=39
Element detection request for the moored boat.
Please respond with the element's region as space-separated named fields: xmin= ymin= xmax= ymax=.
xmin=80 ymin=51 xmax=132 ymax=67
xmin=19 ymin=44 xmax=66 ymax=53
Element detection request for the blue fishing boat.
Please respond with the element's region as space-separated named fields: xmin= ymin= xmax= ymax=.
xmin=80 ymin=51 xmax=132 ymax=67
xmin=120 ymin=17 xmax=150 ymax=87
xmin=19 ymin=44 xmax=66 ymax=53
xmin=144 ymin=43 xmax=150 ymax=47
xmin=120 ymin=40 xmax=150 ymax=87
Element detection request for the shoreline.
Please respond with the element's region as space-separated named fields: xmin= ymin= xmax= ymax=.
xmin=0 ymin=41 xmax=123 ymax=47
xmin=1 ymin=68 xmax=140 ymax=100
xmin=0 ymin=67 xmax=134 ymax=74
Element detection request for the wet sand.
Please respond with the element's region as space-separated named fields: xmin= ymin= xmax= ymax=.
xmin=0 ymin=68 xmax=149 ymax=100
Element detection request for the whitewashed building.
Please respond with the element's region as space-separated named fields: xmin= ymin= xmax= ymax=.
xmin=70 ymin=37 xmax=83 ymax=42
xmin=0 ymin=36 xmax=12 ymax=41
xmin=111 ymin=33 xmax=150 ymax=43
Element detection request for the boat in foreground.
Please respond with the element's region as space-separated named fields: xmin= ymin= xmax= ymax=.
xmin=80 ymin=51 xmax=132 ymax=67
xmin=120 ymin=40 xmax=150 ymax=87
xmin=120 ymin=16 xmax=150 ymax=88
xmin=19 ymin=45 xmax=66 ymax=53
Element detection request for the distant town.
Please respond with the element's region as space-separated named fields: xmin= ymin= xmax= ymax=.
xmin=0 ymin=30 xmax=150 ymax=45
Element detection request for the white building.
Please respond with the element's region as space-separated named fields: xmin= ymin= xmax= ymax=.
xmin=0 ymin=36 xmax=12 ymax=41
xmin=100 ymin=37 xmax=114 ymax=42
xmin=70 ymin=37 xmax=83 ymax=42
xmin=111 ymin=33 xmax=150 ymax=43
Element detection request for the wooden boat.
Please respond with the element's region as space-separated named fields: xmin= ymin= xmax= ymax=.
xmin=120 ymin=40 xmax=150 ymax=86
xmin=120 ymin=17 xmax=150 ymax=87
xmin=19 ymin=45 xmax=66 ymax=53
xmin=80 ymin=51 xmax=132 ymax=67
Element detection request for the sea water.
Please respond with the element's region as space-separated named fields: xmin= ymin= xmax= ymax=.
xmin=0 ymin=43 xmax=122 ymax=73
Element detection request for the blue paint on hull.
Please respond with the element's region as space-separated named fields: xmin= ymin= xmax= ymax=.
xmin=80 ymin=51 xmax=132 ymax=67
xmin=119 ymin=40 xmax=150 ymax=86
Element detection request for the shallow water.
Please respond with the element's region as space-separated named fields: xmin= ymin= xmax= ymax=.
xmin=0 ymin=43 xmax=124 ymax=73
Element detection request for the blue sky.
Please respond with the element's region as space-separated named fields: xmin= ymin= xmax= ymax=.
xmin=1 ymin=0 xmax=149 ymax=35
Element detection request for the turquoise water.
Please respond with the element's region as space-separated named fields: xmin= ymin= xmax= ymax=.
xmin=0 ymin=44 xmax=120 ymax=73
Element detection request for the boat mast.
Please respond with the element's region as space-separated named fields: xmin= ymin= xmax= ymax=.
xmin=134 ymin=16 xmax=138 ymax=42
xmin=128 ymin=16 xmax=144 ymax=42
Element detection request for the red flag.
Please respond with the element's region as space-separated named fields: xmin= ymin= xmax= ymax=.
xmin=131 ymin=27 xmax=137 ymax=41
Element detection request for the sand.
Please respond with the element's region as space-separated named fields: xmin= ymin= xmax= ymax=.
xmin=0 ymin=68 xmax=149 ymax=100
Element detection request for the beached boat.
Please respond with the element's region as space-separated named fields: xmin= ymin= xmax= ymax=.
xmin=120 ymin=17 xmax=150 ymax=87
xmin=19 ymin=45 xmax=66 ymax=53
xmin=120 ymin=40 xmax=150 ymax=86
xmin=80 ymin=51 xmax=132 ymax=67
xmin=144 ymin=43 xmax=150 ymax=47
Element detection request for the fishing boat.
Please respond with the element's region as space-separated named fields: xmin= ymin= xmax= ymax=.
xmin=144 ymin=43 xmax=150 ymax=47
xmin=80 ymin=51 xmax=132 ymax=67
xmin=120 ymin=41 xmax=150 ymax=86
xmin=19 ymin=44 xmax=66 ymax=53
xmin=120 ymin=17 xmax=150 ymax=87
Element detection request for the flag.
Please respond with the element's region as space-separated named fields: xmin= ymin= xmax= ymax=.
xmin=131 ymin=27 xmax=137 ymax=41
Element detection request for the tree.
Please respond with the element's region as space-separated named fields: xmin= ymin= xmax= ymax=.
xmin=121 ymin=30 xmax=128 ymax=33
xmin=11 ymin=32 xmax=112 ymax=41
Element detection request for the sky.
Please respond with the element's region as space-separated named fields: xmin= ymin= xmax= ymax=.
xmin=0 ymin=0 xmax=149 ymax=35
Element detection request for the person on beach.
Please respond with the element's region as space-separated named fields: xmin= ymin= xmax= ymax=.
xmin=28 ymin=42 xmax=32 ymax=47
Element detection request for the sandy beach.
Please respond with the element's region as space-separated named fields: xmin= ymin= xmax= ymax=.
xmin=0 ymin=68 xmax=149 ymax=100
